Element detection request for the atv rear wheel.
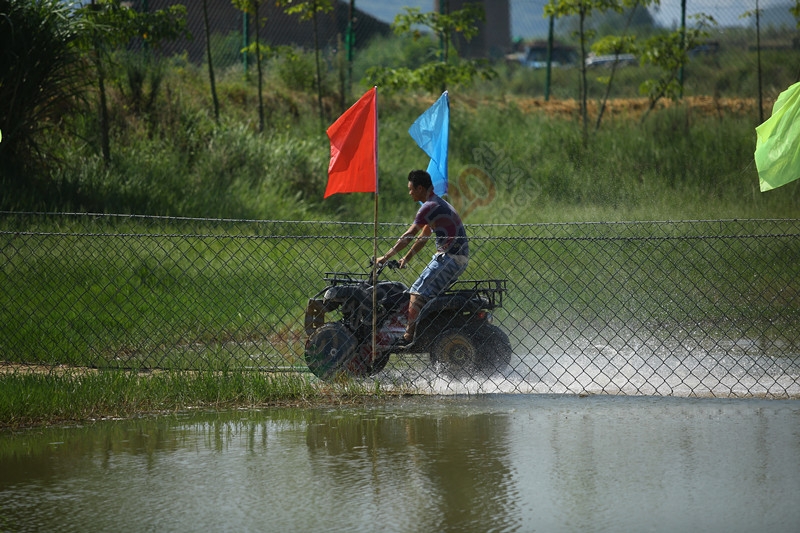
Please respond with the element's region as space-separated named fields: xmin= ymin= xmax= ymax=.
xmin=474 ymin=324 xmax=512 ymax=374
xmin=304 ymin=323 xmax=357 ymax=380
xmin=430 ymin=329 xmax=478 ymax=375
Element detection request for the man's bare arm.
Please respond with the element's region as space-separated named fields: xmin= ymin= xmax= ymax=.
xmin=399 ymin=225 xmax=431 ymax=268
xmin=377 ymin=223 xmax=427 ymax=265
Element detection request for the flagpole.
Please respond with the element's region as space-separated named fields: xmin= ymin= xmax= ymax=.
xmin=371 ymin=87 xmax=379 ymax=364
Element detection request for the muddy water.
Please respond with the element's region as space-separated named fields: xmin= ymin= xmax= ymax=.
xmin=1 ymin=395 xmax=799 ymax=533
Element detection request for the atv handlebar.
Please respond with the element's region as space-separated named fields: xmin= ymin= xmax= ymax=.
xmin=323 ymin=258 xmax=401 ymax=287
xmin=370 ymin=258 xmax=401 ymax=271
xmin=369 ymin=258 xmax=400 ymax=284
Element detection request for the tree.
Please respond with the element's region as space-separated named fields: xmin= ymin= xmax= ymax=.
xmin=636 ymin=14 xmax=716 ymax=120
xmin=79 ymin=0 xmax=187 ymax=162
xmin=203 ymin=0 xmax=221 ymax=123
xmin=232 ymin=0 xmax=268 ymax=132
xmin=545 ymin=0 xmax=625 ymax=145
xmin=279 ymin=0 xmax=334 ymax=132
xmin=365 ymin=3 xmax=496 ymax=94
xmin=0 ymin=0 xmax=89 ymax=186
xmin=591 ymin=0 xmax=658 ymax=131
xmin=740 ymin=4 xmax=764 ymax=123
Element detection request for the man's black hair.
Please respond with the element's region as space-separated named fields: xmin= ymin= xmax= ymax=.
xmin=408 ymin=169 xmax=433 ymax=190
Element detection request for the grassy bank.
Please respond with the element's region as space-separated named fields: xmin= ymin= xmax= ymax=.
xmin=0 ymin=369 xmax=388 ymax=430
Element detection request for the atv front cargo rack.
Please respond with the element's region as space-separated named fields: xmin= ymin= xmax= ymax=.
xmin=323 ymin=272 xmax=371 ymax=285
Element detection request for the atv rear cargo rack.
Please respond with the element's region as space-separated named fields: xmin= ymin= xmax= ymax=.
xmin=445 ymin=279 xmax=506 ymax=309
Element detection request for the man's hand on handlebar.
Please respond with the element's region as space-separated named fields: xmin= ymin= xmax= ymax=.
xmin=374 ymin=257 xmax=401 ymax=269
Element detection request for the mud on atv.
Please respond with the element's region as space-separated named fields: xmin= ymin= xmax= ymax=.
xmin=303 ymin=260 xmax=512 ymax=380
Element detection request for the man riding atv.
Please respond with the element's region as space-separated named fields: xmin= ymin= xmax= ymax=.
xmin=376 ymin=169 xmax=469 ymax=347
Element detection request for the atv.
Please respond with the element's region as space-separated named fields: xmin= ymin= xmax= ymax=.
xmin=303 ymin=260 xmax=512 ymax=380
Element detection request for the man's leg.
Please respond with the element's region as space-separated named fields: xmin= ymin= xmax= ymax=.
xmin=404 ymin=294 xmax=427 ymax=342
xmin=403 ymin=254 xmax=467 ymax=343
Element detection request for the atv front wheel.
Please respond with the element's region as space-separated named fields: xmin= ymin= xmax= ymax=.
xmin=347 ymin=342 xmax=391 ymax=377
xmin=304 ymin=323 xmax=357 ymax=380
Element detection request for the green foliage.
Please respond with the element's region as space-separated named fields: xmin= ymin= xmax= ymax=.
xmin=544 ymin=0 xmax=647 ymax=141
xmin=209 ymin=31 xmax=246 ymax=69
xmin=51 ymin=119 xmax=325 ymax=219
xmin=75 ymin=0 xmax=188 ymax=161
xmin=592 ymin=34 xmax=637 ymax=56
xmin=78 ymin=0 xmax=188 ymax=50
xmin=2 ymin=7 xmax=799 ymax=221
xmin=353 ymin=33 xmax=436 ymax=76
xmin=433 ymin=98 xmax=797 ymax=223
xmin=636 ymin=14 xmax=717 ymax=113
xmin=119 ymin=51 xmax=166 ymax=116
xmin=391 ymin=4 xmax=484 ymax=46
xmin=366 ymin=59 xmax=497 ymax=94
xmin=0 ymin=0 xmax=89 ymax=182
xmin=278 ymin=0 xmax=335 ymax=130
xmin=273 ymin=48 xmax=317 ymax=92
xmin=278 ymin=0 xmax=333 ymax=20
xmin=364 ymin=3 xmax=496 ymax=94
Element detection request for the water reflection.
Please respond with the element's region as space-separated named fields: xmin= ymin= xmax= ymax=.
xmin=1 ymin=397 xmax=799 ymax=533
xmin=303 ymin=404 xmax=517 ymax=532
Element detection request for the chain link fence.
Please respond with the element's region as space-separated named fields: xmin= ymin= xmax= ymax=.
xmin=2 ymin=213 xmax=798 ymax=398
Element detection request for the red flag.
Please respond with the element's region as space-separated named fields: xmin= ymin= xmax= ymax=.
xmin=325 ymin=87 xmax=377 ymax=198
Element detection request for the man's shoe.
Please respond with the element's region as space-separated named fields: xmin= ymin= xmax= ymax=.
xmin=392 ymin=336 xmax=413 ymax=349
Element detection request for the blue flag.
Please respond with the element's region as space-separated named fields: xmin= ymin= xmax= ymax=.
xmin=409 ymin=91 xmax=449 ymax=195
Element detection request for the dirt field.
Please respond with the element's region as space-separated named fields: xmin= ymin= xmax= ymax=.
xmin=502 ymin=96 xmax=764 ymax=119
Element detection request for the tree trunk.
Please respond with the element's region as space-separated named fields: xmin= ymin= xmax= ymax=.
xmin=313 ymin=5 xmax=324 ymax=131
xmin=255 ymin=1 xmax=264 ymax=133
xmin=202 ymin=0 xmax=220 ymax=123
xmin=596 ymin=4 xmax=639 ymax=132
xmin=579 ymin=8 xmax=588 ymax=146
xmin=95 ymin=48 xmax=111 ymax=164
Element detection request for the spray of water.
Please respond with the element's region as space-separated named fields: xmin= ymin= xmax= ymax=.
xmin=378 ymin=325 xmax=800 ymax=398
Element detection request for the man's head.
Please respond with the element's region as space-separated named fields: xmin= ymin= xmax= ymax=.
xmin=407 ymin=170 xmax=433 ymax=202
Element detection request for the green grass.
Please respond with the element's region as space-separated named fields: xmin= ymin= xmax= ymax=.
xmin=0 ymin=369 xmax=390 ymax=430
xmin=0 ymin=222 xmax=376 ymax=369
xmin=3 ymin=217 xmax=797 ymax=373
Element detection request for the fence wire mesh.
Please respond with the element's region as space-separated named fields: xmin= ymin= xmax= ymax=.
xmin=2 ymin=213 xmax=798 ymax=398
